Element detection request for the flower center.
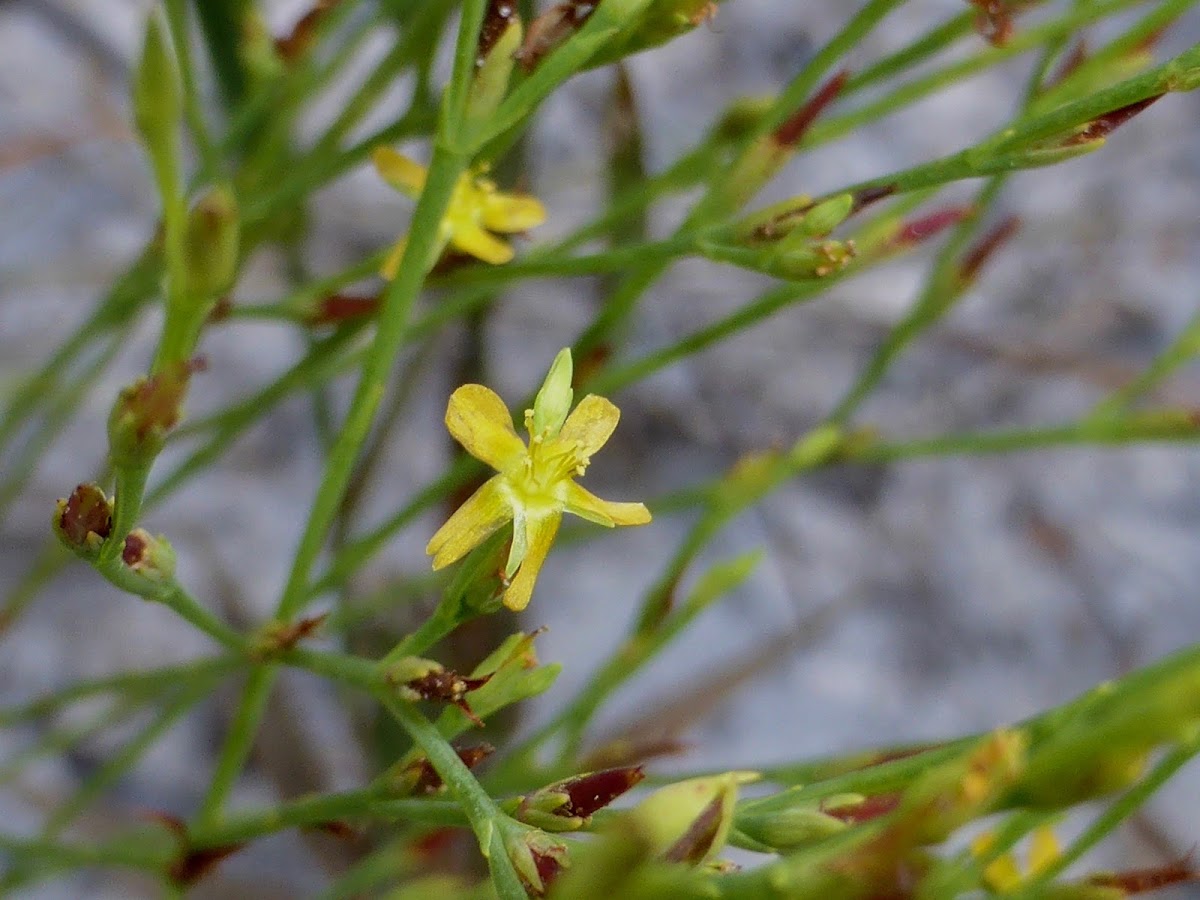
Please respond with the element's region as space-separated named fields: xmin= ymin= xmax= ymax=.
xmin=517 ymin=410 xmax=589 ymax=497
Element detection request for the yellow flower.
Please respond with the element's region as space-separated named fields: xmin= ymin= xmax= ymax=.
xmin=971 ymin=825 xmax=1061 ymax=893
xmin=372 ymin=146 xmax=545 ymax=280
xmin=427 ymin=349 xmax=651 ymax=611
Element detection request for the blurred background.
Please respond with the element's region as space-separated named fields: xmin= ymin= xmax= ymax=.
xmin=2 ymin=0 xmax=1200 ymax=895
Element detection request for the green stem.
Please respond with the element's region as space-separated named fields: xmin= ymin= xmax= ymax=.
xmin=380 ymin=694 xmax=525 ymax=895
xmin=187 ymin=787 xmax=463 ymax=849
xmin=850 ymin=414 xmax=1200 ymax=463
xmin=97 ymin=462 xmax=152 ymax=567
xmin=164 ymin=0 xmax=217 ymax=179
xmin=197 ymin=5 xmax=483 ymax=829
xmin=196 ymin=666 xmax=275 ymax=829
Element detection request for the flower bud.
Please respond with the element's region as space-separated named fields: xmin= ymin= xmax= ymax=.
xmin=385 ymin=657 xmax=492 ymax=726
xmin=53 ymin=484 xmax=113 ymax=555
xmin=183 ymin=185 xmax=240 ymax=302
xmin=511 ymin=766 xmax=646 ymax=832
xmin=386 ymin=743 xmax=495 ymax=795
xmin=530 ymin=347 xmax=574 ymax=438
xmin=505 ymin=824 xmax=570 ymax=896
xmin=132 ymin=15 xmax=182 ymax=167
xmin=466 ymin=0 xmax=523 ymax=127
xmin=627 ymin=771 xmax=758 ymax=865
xmin=121 ymin=528 xmax=177 ymax=581
xmin=734 ymin=803 xmax=846 ymax=851
xmin=107 ymin=359 xmax=201 ymax=468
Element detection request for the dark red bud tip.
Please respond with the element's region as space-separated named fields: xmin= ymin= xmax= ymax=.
xmin=143 ymin=810 xmax=244 ymax=887
xmin=120 ymin=358 xmax=205 ymax=442
xmin=479 ymin=0 xmax=519 ymax=60
xmin=270 ymin=613 xmax=330 ymax=652
xmin=169 ymin=844 xmax=245 ymax=887
xmin=122 ymin=531 xmax=147 ymax=566
xmin=1046 ymin=39 xmax=1088 ymax=90
xmin=412 ymin=744 xmax=496 ymax=794
xmin=893 ymin=206 xmax=974 ymax=247
xmin=308 ymin=293 xmax=380 ymax=326
xmin=558 ymin=766 xmax=646 ymax=818
xmin=959 ymin=215 xmax=1021 ymax=284
xmin=850 ymin=184 xmax=897 ymax=215
xmin=276 ymin=0 xmax=339 ymax=62
xmin=662 ymin=795 xmax=725 ymax=864
xmin=532 ymin=849 xmax=564 ymax=894
xmin=1064 ymin=94 xmax=1164 ymax=146
xmin=773 ymin=69 xmax=850 ymax=148
xmin=821 ymin=792 xmax=902 ymax=825
xmin=206 ymin=296 xmax=233 ymax=324
xmin=516 ymin=1 xmax=597 ymax=73
xmin=311 ymin=820 xmax=359 ymax=839
xmin=971 ymin=0 xmax=1016 ymax=47
xmin=1087 ymin=856 xmax=1198 ymax=893
xmin=59 ymin=484 xmax=112 ymax=546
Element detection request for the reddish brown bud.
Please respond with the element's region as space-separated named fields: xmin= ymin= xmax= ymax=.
xmin=120 ymin=528 xmax=176 ymax=580
xmin=850 ymin=183 xmax=897 ymax=215
xmin=970 ymin=0 xmax=1017 ymax=47
xmin=773 ymin=69 xmax=850 ymax=147
xmin=1087 ymin=856 xmax=1198 ymax=894
xmin=517 ymin=765 xmax=646 ymax=829
xmin=1046 ymin=39 xmax=1089 ymax=89
xmin=252 ymin=613 xmax=329 ymax=660
xmin=402 ymin=668 xmax=493 ymax=726
xmin=662 ymin=794 xmax=725 ymax=864
xmin=821 ymin=792 xmax=902 ymax=825
xmin=1063 ymin=94 xmax=1164 ymax=147
xmin=56 ymin=483 xmax=112 ymax=549
xmin=958 ymin=215 xmax=1021 ymax=284
xmin=108 ymin=358 xmax=205 ymax=465
xmin=532 ymin=845 xmax=565 ymax=893
xmin=515 ymin=1 xmax=596 ymax=72
xmin=311 ymin=819 xmax=359 ymax=839
xmin=145 ymin=811 xmax=244 ymax=888
xmin=276 ymin=1 xmax=340 ymax=62
xmin=206 ymin=295 xmax=233 ymax=324
xmin=410 ymin=744 xmax=496 ymax=794
xmin=479 ymin=0 xmax=519 ymax=59
xmin=506 ymin=827 xmax=570 ymax=896
xmin=891 ymin=206 xmax=974 ymax=248
xmin=307 ymin=293 xmax=380 ymax=326
xmin=558 ymin=766 xmax=646 ymax=817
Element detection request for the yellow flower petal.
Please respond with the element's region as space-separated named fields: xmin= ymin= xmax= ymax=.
xmin=481 ymin=192 xmax=546 ymax=233
xmin=380 ymin=234 xmax=409 ymax=280
xmin=373 ymin=146 xmax=427 ymax=196
xmin=558 ymin=394 xmax=620 ymax=458
xmin=446 ymin=384 xmax=526 ymax=471
xmin=426 ymin=475 xmax=513 ymax=569
xmin=1027 ymin=827 xmax=1060 ymax=876
xmin=563 ymin=481 xmax=651 ymax=527
xmin=982 ymin=853 xmax=1022 ymax=893
xmin=503 ymin=511 xmax=561 ymax=611
xmin=451 ymin=223 xmax=515 ymax=264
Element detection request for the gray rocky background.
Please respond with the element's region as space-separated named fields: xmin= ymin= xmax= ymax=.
xmin=2 ymin=0 xmax=1200 ymax=896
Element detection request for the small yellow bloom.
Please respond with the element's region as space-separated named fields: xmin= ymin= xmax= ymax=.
xmin=372 ymin=146 xmax=545 ymax=280
xmin=971 ymin=825 xmax=1061 ymax=893
xmin=427 ymin=348 xmax=651 ymax=611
